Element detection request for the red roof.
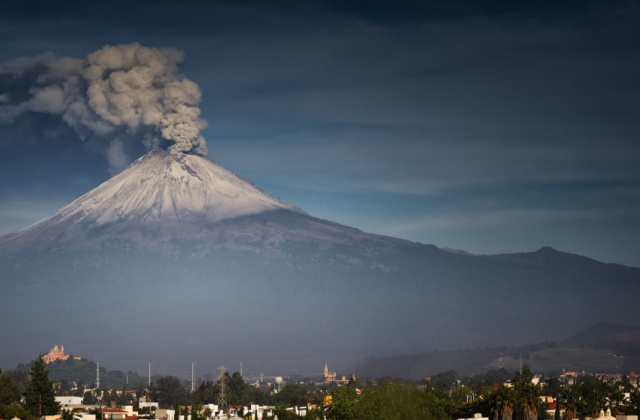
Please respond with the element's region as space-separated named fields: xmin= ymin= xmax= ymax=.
xmin=547 ymin=402 xmax=565 ymax=412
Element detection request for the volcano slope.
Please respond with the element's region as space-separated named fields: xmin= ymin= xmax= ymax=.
xmin=1 ymin=150 xmax=639 ymax=374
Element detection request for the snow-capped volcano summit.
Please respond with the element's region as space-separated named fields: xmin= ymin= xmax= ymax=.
xmin=62 ymin=150 xmax=302 ymax=221
xmin=1 ymin=150 xmax=304 ymax=252
xmin=82 ymin=150 xmax=303 ymax=223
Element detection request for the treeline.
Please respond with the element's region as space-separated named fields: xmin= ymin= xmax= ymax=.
xmin=6 ymin=356 xmax=640 ymax=420
xmin=16 ymin=357 xmax=149 ymax=389
xmin=148 ymin=372 xmax=269 ymax=408
xmin=325 ymin=367 xmax=640 ymax=420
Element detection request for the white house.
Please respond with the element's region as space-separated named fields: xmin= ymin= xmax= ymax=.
xmin=56 ymin=396 xmax=84 ymax=406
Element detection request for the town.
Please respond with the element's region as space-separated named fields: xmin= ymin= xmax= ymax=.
xmin=1 ymin=346 xmax=640 ymax=420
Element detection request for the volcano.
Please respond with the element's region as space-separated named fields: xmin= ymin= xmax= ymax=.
xmin=1 ymin=150 xmax=640 ymax=376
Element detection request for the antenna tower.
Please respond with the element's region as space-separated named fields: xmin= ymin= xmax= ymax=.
xmin=191 ymin=362 xmax=194 ymax=392
xmin=96 ymin=363 xmax=100 ymax=389
xmin=148 ymin=363 xmax=151 ymax=387
xmin=217 ymin=366 xmax=228 ymax=412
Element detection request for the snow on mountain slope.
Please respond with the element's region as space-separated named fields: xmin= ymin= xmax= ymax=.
xmin=67 ymin=149 xmax=302 ymax=222
xmin=0 ymin=150 xmax=305 ymax=251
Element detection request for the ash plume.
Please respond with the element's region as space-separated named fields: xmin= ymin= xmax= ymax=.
xmin=0 ymin=43 xmax=207 ymax=172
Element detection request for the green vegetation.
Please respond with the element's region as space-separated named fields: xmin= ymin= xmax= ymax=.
xmin=23 ymin=356 xmax=61 ymax=416
xmin=17 ymin=357 xmax=149 ymax=389
xmin=323 ymin=365 xmax=640 ymax=420
xmin=192 ymin=371 xmax=268 ymax=409
xmin=0 ymin=367 xmax=37 ymax=420
xmin=5 ymin=352 xmax=640 ymax=420
xmin=327 ymin=381 xmax=451 ymax=420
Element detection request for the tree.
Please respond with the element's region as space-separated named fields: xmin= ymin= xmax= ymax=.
xmin=0 ymin=369 xmax=20 ymax=406
xmin=511 ymin=365 xmax=547 ymax=420
xmin=544 ymin=378 xmax=562 ymax=400
xmin=327 ymin=384 xmax=359 ymax=420
xmin=561 ymin=387 xmax=579 ymax=420
xmin=154 ymin=376 xmax=188 ymax=408
xmin=174 ymin=401 xmax=181 ymax=420
xmin=62 ymin=409 xmax=74 ymax=420
xmin=431 ymin=370 xmax=457 ymax=394
xmin=202 ymin=406 xmax=212 ymax=420
xmin=520 ymin=383 xmax=540 ymax=420
xmin=610 ymin=388 xmax=625 ymax=415
xmin=23 ymin=356 xmax=61 ymax=416
xmin=489 ymin=385 xmax=515 ymax=420
xmin=305 ymin=407 xmax=325 ymax=420
xmin=578 ymin=388 xmax=604 ymax=419
xmin=327 ymin=381 xmax=448 ymax=420
xmin=227 ymin=372 xmax=246 ymax=405
xmin=83 ymin=391 xmax=97 ymax=405
xmin=191 ymin=396 xmax=203 ymax=420
xmin=629 ymin=390 xmax=640 ymax=416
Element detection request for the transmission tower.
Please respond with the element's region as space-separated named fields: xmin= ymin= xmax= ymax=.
xmin=96 ymin=363 xmax=100 ymax=389
xmin=217 ymin=366 xmax=228 ymax=413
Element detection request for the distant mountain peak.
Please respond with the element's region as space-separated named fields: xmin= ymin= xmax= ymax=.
xmin=537 ymin=246 xmax=556 ymax=253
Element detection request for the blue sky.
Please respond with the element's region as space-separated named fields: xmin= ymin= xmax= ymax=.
xmin=1 ymin=0 xmax=639 ymax=266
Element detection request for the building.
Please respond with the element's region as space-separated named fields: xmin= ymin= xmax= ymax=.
xmin=324 ymin=364 xmax=336 ymax=383
xmin=546 ymin=402 xmax=566 ymax=419
xmin=43 ymin=345 xmax=70 ymax=364
xmin=55 ymin=396 xmax=83 ymax=407
xmin=103 ymin=408 xmax=130 ymax=419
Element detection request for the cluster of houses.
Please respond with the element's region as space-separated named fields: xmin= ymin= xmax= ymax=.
xmin=52 ymin=396 xmax=320 ymax=420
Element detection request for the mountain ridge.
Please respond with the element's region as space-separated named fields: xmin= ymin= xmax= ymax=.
xmin=1 ymin=150 xmax=639 ymax=374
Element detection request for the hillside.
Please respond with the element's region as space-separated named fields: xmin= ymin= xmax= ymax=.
xmin=561 ymin=321 xmax=640 ymax=348
xmin=357 ymin=322 xmax=640 ymax=379
xmin=15 ymin=358 xmax=150 ymax=389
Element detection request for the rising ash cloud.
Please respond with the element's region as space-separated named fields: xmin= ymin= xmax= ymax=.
xmin=0 ymin=43 xmax=207 ymax=174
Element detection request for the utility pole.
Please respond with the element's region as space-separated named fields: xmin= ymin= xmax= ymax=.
xmin=520 ymin=354 xmax=523 ymax=376
xmin=217 ymin=366 xmax=227 ymax=413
